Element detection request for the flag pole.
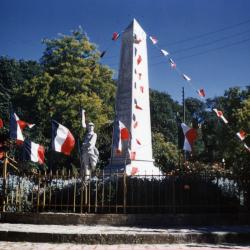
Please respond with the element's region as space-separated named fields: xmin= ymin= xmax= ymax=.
xmin=182 ymin=87 xmax=186 ymax=163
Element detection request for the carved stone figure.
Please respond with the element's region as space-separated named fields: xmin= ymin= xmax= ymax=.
xmin=81 ymin=122 xmax=99 ymax=179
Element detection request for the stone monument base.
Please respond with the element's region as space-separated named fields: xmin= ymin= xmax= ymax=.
xmin=105 ymin=160 xmax=162 ymax=176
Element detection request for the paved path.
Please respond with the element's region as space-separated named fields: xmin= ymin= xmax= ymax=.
xmin=0 ymin=242 xmax=249 ymax=250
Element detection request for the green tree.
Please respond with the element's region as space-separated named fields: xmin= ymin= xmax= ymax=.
xmin=152 ymin=132 xmax=179 ymax=172
xmin=150 ymin=89 xmax=182 ymax=145
xmin=13 ymin=28 xmax=116 ymax=170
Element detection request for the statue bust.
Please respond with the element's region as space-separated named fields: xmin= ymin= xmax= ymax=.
xmin=81 ymin=122 xmax=99 ymax=179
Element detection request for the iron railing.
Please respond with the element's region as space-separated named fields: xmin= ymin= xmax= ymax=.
xmin=0 ymin=169 xmax=245 ymax=214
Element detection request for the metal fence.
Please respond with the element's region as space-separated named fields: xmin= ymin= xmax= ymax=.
xmin=0 ymin=169 xmax=244 ymax=214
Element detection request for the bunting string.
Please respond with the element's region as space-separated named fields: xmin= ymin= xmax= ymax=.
xmin=147 ymin=33 xmax=249 ymax=153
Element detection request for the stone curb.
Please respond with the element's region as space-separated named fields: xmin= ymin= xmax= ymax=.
xmin=0 ymin=231 xmax=250 ymax=244
xmin=1 ymin=212 xmax=250 ymax=226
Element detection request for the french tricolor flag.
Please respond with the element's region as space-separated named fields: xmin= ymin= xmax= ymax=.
xmin=113 ymin=120 xmax=130 ymax=155
xmin=23 ymin=139 xmax=45 ymax=164
xmin=181 ymin=123 xmax=197 ymax=152
xmin=10 ymin=113 xmax=25 ymax=142
xmin=52 ymin=120 xmax=75 ymax=155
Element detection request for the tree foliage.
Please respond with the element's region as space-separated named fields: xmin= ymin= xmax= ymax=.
xmin=9 ymin=29 xmax=116 ymax=169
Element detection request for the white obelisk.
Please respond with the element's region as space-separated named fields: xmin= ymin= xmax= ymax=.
xmin=108 ymin=19 xmax=161 ymax=176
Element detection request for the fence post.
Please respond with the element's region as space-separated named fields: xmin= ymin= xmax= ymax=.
xmin=43 ymin=171 xmax=46 ymax=211
xmin=49 ymin=170 xmax=52 ymax=210
xmin=73 ymin=172 xmax=76 ymax=213
xmin=172 ymin=175 xmax=176 ymax=214
xmin=95 ymin=177 xmax=98 ymax=213
xmin=2 ymin=152 xmax=8 ymax=212
xmin=101 ymin=170 xmax=104 ymax=212
xmin=123 ymin=171 xmax=127 ymax=214
xmin=37 ymin=170 xmax=41 ymax=212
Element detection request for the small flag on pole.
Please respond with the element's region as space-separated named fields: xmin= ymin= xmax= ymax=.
xmin=52 ymin=120 xmax=75 ymax=155
xmin=181 ymin=123 xmax=197 ymax=152
xmin=23 ymin=139 xmax=45 ymax=164
xmin=213 ymin=109 xmax=228 ymax=124
xmin=10 ymin=113 xmax=25 ymax=142
xmin=160 ymin=49 xmax=169 ymax=56
xmin=113 ymin=120 xmax=130 ymax=154
xmin=149 ymin=36 xmax=158 ymax=45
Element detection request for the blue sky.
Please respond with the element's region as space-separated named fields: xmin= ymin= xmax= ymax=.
xmin=1 ymin=0 xmax=250 ymax=103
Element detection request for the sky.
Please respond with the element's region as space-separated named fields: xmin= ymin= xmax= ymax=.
xmin=1 ymin=0 xmax=250 ymax=103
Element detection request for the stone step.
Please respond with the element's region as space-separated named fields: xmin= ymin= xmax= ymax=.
xmin=0 ymin=223 xmax=250 ymax=244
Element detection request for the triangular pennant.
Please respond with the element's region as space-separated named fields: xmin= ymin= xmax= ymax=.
xmin=197 ymin=88 xmax=205 ymax=97
xmin=213 ymin=109 xmax=228 ymax=124
xmin=149 ymin=36 xmax=158 ymax=45
xmin=169 ymin=58 xmax=176 ymax=69
xmin=160 ymin=49 xmax=169 ymax=56
xmin=236 ymin=130 xmax=247 ymax=141
xmin=112 ymin=32 xmax=120 ymax=41
xmin=182 ymin=73 xmax=191 ymax=82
